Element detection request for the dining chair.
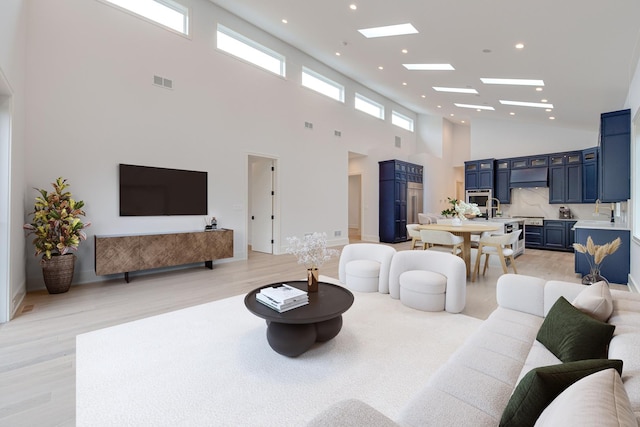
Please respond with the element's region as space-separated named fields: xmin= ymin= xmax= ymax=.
xmin=419 ymin=229 xmax=464 ymax=256
xmin=472 ymin=230 xmax=522 ymax=282
xmin=406 ymin=224 xmax=424 ymax=249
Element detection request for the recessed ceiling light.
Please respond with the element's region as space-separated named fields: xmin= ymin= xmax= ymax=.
xmin=433 ymin=87 xmax=478 ymax=94
xmin=378 ymin=66 xmax=384 ymax=70
xmin=403 ymin=64 xmax=455 ymax=71
xmin=335 ymin=52 xmax=341 ymax=56
xmin=536 ymin=87 xmax=543 ymax=92
xmin=349 ymin=4 xmax=357 ymax=10
xmin=401 ymin=49 xmax=408 ymax=54
xmin=541 ymin=99 xmax=548 ymax=102
xmin=437 ymin=105 xmax=442 ymax=108
xmin=461 ymin=120 xmax=466 ymax=124
xmin=546 ymin=108 xmax=552 ymax=112
xmin=421 ymin=94 xmax=426 ymax=98
xmin=455 ymin=103 xmax=495 ymax=111
xmin=500 ymin=100 xmax=554 ymax=109
xmin=510 ymin=112 xmax=515 ymax=116
xmin=281 ymin=19 xmax=288 ymax=24
xmin=481 ymin=78 xmax=545 ymax=86
xmin=402 ymin=82 xmax=407 ymax=86
xmin=515 ymin=43 xmax=525 ymax=49
xmin=549 ymin=116 xmax=556 ymax=120
xmin=450 ymin=113 xmax=455 ymax=117
xmin=358 ymin=23 xmax=418 ymax=38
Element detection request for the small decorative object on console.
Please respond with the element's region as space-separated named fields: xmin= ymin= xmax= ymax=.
xmin=573 ymin=236 xmax=621 ymax=285
xmin=285 ymin=232 xmax=339 ymax=292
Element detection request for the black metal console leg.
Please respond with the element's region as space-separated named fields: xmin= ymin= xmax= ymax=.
xmin=124 ymin=272 xmax=129 ymax=283
xmin=205 ymin=260 xmax=213 ymax=269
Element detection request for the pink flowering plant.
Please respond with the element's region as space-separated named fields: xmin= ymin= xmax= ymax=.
xmin=285 ymin=232 xmax=339 ymax=269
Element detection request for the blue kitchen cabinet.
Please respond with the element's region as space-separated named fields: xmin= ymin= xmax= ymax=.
xmin=379 ymin=160 xmax=423 ymax=243
xmin=494 ymin=159 xmax=511 ymax=204
xmin=525 ymin=225 xmax=544 ymax=249
xmin=548 ymin=152 xmax=582 ymax=204
xmin=582 ymin=147 xmax=599 ymax=203
xmin=544 ymin=220 xmax=577 ymax=251
xmin=465 ymin=159 xmax=494 ymax=190
xmin=599 ymin=109 xmax=630 ymax=202
xmin=574 ymin=227 xmax=630 ymax=285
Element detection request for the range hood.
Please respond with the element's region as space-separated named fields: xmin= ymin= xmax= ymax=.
xmin=509 ymin=167 xmax=548 ymax=188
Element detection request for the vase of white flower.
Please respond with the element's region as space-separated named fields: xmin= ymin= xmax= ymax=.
xmin=286 ymin=232 xmax=339 ymax=292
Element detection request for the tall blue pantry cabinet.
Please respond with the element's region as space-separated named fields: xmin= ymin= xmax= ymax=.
xmin=379 ymin=160 xmax=423 ymax=243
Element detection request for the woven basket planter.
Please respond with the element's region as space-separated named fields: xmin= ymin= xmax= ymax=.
xmin=41 ymin=254 xmax=76 ymax=294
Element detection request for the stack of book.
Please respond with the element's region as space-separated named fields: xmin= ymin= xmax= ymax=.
xmin=256 ymin=284 xmax=309 ymax=313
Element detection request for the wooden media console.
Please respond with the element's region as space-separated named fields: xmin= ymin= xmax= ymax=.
xmin=95 ymin=229 xmax=234 ymax=282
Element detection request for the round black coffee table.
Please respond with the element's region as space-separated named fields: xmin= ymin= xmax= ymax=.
xmin=244 ymin=281 xmax=354 ymax=357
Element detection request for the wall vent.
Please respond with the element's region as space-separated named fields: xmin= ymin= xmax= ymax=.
xmin=305 ymin=121 xmax=314 ymax=129
xmin=334 ymin=130 xmax=342 ymax=137
xmin=153 ymin=75 xmax=173 ymax=90
xmin=395 ymin=136 xmax=402 ymax=148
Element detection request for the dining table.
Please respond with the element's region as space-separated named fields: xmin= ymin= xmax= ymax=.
xmin=418 ymin=222 xmax=502 ymax=277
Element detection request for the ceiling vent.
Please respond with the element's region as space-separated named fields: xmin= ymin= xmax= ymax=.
xmin=305 ymin=121 xmax=314 ymax=129
xmin=395 ymin=136 xmax=402 ymax=148
xmin=334 ymin=130 xmax=342 ymax=137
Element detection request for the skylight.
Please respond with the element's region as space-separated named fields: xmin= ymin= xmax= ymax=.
xmin=403 ymin=64 xmax=455 ymax=71
xmin=358 ymin=23 xmax=418 ymax=38
xmin=481 ymin=78 xmax=545 ymax=86
xmin=455 ymin=103 xmax=495 ymax=111
xmin=500 ymin=100 xmax=554 ymax=109
xmin=104 ymin=0 xmax=189 ymax=35
xmin=433 ymin=87 xmax=478 ymax=94
xmin=217 ymin=25 xmax=286 ymax=77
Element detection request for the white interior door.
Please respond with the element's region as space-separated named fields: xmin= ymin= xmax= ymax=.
xmin=250 ymin=157 xmax=274 ymax=253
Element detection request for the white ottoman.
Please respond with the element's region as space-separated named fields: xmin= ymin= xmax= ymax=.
xmin=345 ymin=260 xmax=381 ymax=292
xmin=399 ymin=270 xmax=447 ymax=311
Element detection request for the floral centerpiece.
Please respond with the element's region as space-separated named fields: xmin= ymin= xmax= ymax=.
xmin=441 ymin=197 xmax=482 ymax=222
xmin=573 ymin=236 xmax=621 ymax=285
xmin=23 ymin=177 xmax=91 ymax=293
xmin=285 ymin=232 xmax=339 ymax=292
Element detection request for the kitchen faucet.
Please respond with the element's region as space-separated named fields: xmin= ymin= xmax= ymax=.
xmin=486 ymin=198 xmax=501 ymax=219
xmin=594 ymin=199 xmax=615 ymax=223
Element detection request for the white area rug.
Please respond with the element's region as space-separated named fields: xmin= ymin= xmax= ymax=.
xmin=76 ymin=280 xmax=482 ymax=426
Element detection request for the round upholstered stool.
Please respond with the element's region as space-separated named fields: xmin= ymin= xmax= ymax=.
xmin=345 ymin=259 xmax=381 ymax=292
xmin=399 ymin=270 xmax=447 ymax=311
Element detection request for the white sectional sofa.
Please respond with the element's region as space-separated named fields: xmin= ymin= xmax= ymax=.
xmin=308 ymin=274 xmax=640 ymax=426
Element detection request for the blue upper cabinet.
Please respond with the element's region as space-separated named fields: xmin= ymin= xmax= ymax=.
xmin=599 ymin=109 xmax=630 ymax=202
xmin=582 ymin=147 xmax=599 ymax=203
xmin=494 ymin=159 xmax=511 ymax=203
xmin=549 ymin=152 xmax=582 ymax=204
xmin=465 ymin=159 xmax=494 ymax=190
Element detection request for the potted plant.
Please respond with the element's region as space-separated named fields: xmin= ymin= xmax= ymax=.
xmin=23 ymin=177 xmax=90 ymax=294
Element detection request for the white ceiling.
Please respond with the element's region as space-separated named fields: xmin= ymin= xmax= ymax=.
xmin=209 ymin=0 xmax=640 ymax=132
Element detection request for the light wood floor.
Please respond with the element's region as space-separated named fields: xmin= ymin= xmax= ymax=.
xmin=0 ymin=243 xmax=620 ymax=426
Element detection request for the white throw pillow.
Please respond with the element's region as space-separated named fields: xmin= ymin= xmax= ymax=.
xmin=572 ymin=281 xmax=613 ymax=322
xmin=534 ymin=368 xmax=636 ymax=427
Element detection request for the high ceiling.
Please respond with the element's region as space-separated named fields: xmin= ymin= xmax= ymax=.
xmin=209 ymin=0 xmax=640 ymax=132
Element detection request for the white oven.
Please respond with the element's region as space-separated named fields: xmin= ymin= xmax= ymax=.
xmin=465 ymin=189 xmax=492 ymax=216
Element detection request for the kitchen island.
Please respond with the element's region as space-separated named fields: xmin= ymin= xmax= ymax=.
xmin=573 ymin=220 xmax=630 ymax=285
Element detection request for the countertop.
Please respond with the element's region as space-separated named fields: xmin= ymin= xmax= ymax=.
xmin=572 ymin=220 xmax=630 ymax=231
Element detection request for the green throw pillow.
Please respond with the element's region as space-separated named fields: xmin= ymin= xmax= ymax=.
xmin=499 ymin=359 xmax=623 ymax=427
xmin=536 ymin=296 xmax=615 ymax=362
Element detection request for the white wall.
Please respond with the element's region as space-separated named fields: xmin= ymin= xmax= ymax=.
xmin=22 ymin=0 xmax=418 ymax=289
xmin=0 ymin=0 xmax=27 ymax=319
xmin=626 ymin=52 xmax=640 ymax=292
xmin=471 ymin=117 xmax=598 ymax=160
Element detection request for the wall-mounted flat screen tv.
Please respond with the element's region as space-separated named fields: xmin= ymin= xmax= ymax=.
xmin=119 ymin=164 xmax=208 ymax=216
